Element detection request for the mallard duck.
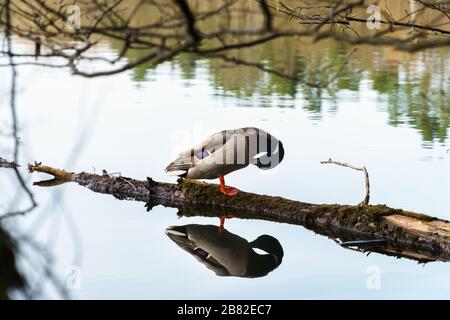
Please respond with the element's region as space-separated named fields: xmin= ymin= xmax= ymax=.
xmin=165 ymin=224 xmax=284 ymax=278
xmin=165 ymin=127 xmax=284 ymax=196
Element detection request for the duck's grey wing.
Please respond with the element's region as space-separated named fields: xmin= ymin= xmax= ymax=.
xmin=165 ymin=226 xmax=230 ymax=276
xmin=196 ymin=130 xmax=230 ymax=153
xmin=182 ymin=134 xmax=251 ymax=179
xmin=186 ymin=224 xmax=250 ymax=276
xmin=164 ymin=130 xmax=231 ymax=176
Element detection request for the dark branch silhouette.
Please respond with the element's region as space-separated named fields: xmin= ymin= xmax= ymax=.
xmin=0 ymin=0 xmax=448 ymax=81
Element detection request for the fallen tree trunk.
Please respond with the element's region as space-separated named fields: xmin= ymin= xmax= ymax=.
xmin=28 ymin=163 xmax=450 ymax=263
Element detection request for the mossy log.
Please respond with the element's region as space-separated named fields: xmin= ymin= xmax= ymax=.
xmin=28 ymin=163 xmax=450 ymax=263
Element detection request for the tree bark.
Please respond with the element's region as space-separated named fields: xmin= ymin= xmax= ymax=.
xmin=28 ymin=163 xmax=450 ymax=263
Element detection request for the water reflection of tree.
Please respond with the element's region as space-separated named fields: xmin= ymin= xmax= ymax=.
xmin=1 ymin=0 xmax=83 ymax=299
xmin=375 ymin=53 xmax=450 ymax=144
xmin=192 ymin=40 xmax=449 ymax=144
xmin=0 ymin=227 xmax=23 ymax=299
xmin=93 ymin=1 xmax=450 ymax=144
xmin=1 ymin=0 xmax=448 ymax=144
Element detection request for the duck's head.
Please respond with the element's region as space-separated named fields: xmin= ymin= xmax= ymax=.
xmin=247 ymin=234 xmax=284 ymax=277
xmin=255 ymin=140 xmax=285 ymax=170
xmin=250 ymin=235 xmax=284 ymax=264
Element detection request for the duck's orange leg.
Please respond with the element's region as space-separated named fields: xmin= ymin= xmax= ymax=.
xmin=219 ymin=214 xmax=235 ymax=232
xmin=219 ymin=176 xmax=239 ymax=197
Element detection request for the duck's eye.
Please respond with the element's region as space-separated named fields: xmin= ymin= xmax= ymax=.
xmin=195 ymin=149 xmax=209 ymax=159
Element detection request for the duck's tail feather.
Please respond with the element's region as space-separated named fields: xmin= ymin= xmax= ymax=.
xmin=166 ymin=170 xmax=187 ymax=176
xmin=165 ymin=226 xmax=194 ymax=248
xmin=165 ymin=157 xmax=194 ymax=177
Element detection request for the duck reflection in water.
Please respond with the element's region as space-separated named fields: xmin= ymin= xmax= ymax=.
xmin=165 ymin=224 xmax=284 ymax=278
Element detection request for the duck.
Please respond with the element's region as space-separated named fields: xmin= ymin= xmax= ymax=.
xmin=165 ymin=224 xmax=284 ymax=278
xmin=165 ymin=127 xmax=285 ymax=196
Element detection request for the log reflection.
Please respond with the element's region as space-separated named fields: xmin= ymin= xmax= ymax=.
xmin=175 ymin=206 xmax=449 ymax=264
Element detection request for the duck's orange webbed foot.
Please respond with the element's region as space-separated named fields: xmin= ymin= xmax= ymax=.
xmin=219 ymin=214 xmax=235 ymax=232
xmin=219 ymin=176 xmax=239 ymax=197
xmin=221 ymin=186 xmax=239 ymax=196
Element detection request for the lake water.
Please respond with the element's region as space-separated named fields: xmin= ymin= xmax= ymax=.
xmin=1 ymin=34 xmax=450 ymax=299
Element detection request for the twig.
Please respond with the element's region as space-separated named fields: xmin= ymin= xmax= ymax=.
xmin=118 ymin=177 xmax=138 ymax=192
xmin=0 ymin=156 xmax=19 ymax=168
xmin=320 ymin=158 xmax=370 ymax=205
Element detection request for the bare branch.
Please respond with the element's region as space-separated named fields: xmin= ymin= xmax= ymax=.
xmin=0 ymin=157 xmax=19 ymax=169
xmin=320 ymin=159 xmax=370 ymax=206
xmin=173 ymin=0 xmax=201 ymax=43
xmin=256 ymin=0 xmax=273 ymax=31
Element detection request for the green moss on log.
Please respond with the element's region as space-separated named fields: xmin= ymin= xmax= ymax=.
xmin=178 ymin=179 xmax=437 ymax=223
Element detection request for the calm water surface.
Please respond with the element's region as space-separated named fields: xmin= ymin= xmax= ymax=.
xmin=1 ymin=37 xmax=449 ymax=299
